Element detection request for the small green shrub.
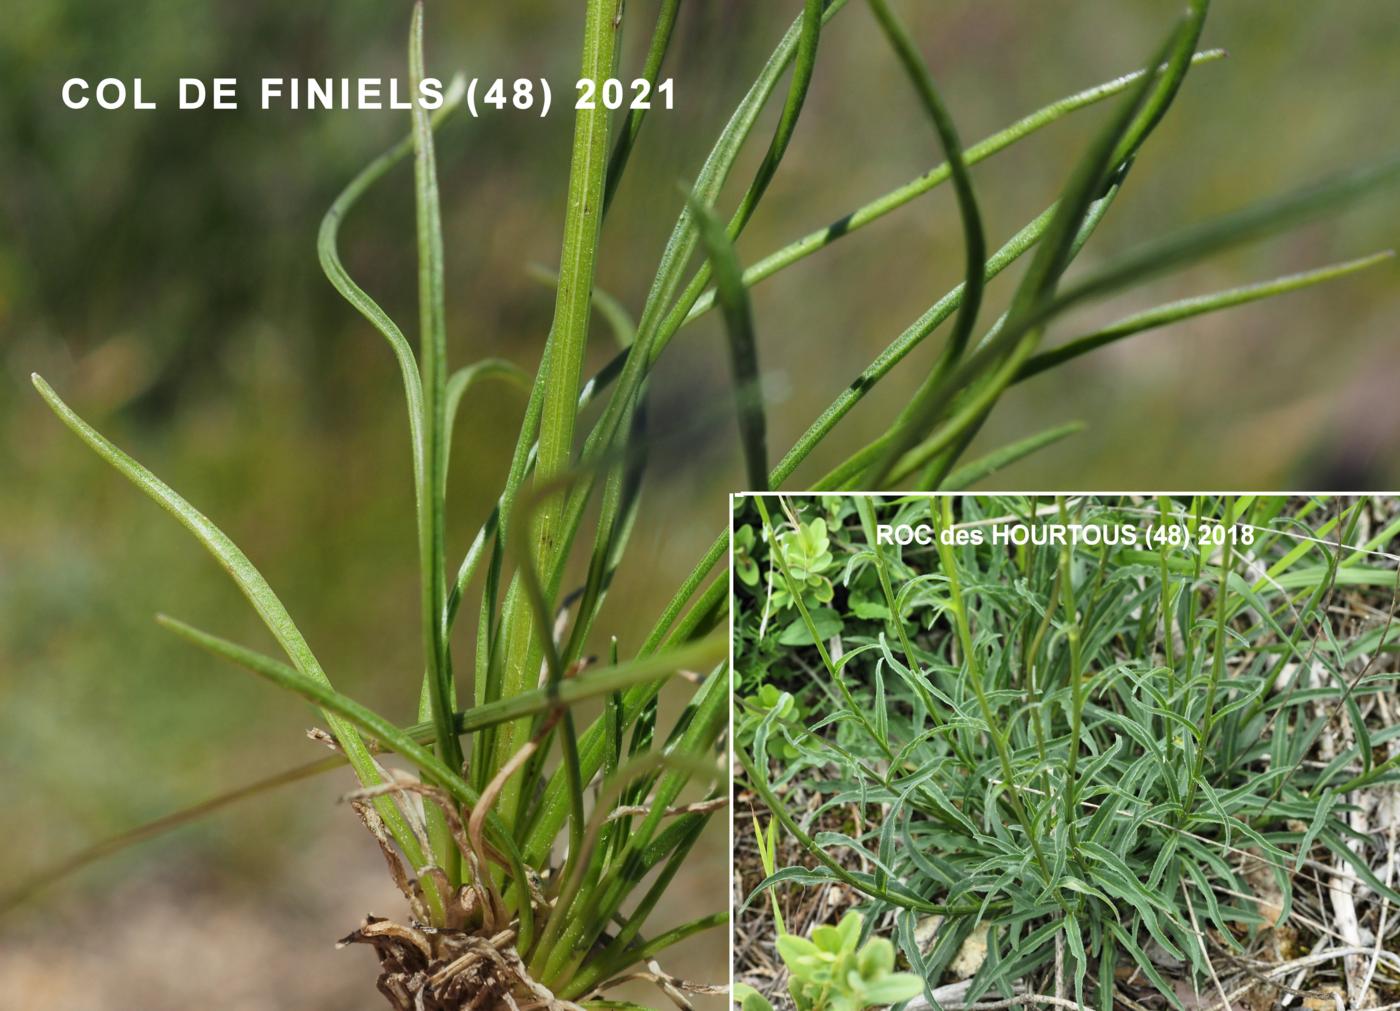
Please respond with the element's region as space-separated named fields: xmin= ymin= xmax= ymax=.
xmin=737 ymin=911 xmax=924 ymax=1011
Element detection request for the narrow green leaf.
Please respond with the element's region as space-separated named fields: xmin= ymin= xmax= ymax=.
xmin=157 ymin=614 xmax=479 ymax=803
xmin=865 ymin=0 xmax=987 ymax=485
xmin=162 ymin=616 xmax=723 ymax=743
xmin=683 ymin=51 xmax=1227 ymax=324
xmin=0 ymin=754 xmax=340 ymax=914
xmin=154 ymin=613 xmax=543 ymax=920
xmin=1047 ymin=159 xmax=1400 ymax=322
xmin=1108 ymin=921 xmax=1184 ymax=1011
xmin=868 ymin=7 xmax=1210 ymax=486
xmin=316 ymin=74 xmax=465 ymax=505
xmin=443 ymin=359 xmax=530 ymax=470
xmin=688 ymin=190 xmax=769 ymax=490
xmin=728 ymin=0 xmax=823 ymax=236
xmin=602 ymin=0 xmax=683 ymax=213
xmin=1019 ymin=251 xmax=1395 ymax=381
xmin=565 ymin=911 xmax=728 ymax=999
xmin=29 ymin=375 xmax=428 ymax=872
xmin=939 ymin=421 xmax=1086 ymax=490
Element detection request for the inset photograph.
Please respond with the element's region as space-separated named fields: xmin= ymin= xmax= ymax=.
xmin=733 ymin=494 xmax=1400 ymax=1010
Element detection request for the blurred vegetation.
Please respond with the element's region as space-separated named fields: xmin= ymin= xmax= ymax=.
xmin=0 ymin=0 xmax=1397 ymax=1002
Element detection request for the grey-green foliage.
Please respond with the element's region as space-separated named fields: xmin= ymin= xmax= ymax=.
xmin=740 ymin=495 xmax=1400 ymax=1009
xmin=19 ymin=0 xmax=1400 ymax=1000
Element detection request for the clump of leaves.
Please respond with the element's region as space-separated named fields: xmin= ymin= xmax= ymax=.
xmin=14 ymin=0 xmax=1400 ymax=1003
xmin=24 ymin=3 xmax=731 ymax=1008
xmin=739 ymin=494 xmax=1400 ymax=1009
xmin=772 ymin=518 xmax=836 ymax=607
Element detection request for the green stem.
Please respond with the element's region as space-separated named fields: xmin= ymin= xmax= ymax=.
xmin=1056 ymin=497 xmax=1085 ymax=853
xmin=409 ymin=3 xmax=462 ymax=892
xmin=492 ymin=0 xmax=624 ymax=819
xmin=933 ymin=498 xmax=1058 ymax=891
xmin=1182 ymin=496 xmax=1236 ymax=819
xmin=753 ymin=498 xmax=893 ymax=760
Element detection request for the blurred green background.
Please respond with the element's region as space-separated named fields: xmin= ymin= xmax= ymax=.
xmin=1 ymin=1 xmax=1397 ymax=1007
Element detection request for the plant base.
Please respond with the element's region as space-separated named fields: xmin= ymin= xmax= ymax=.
xmin=340 ymin=916 xmax=578 ymax=1011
